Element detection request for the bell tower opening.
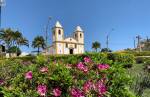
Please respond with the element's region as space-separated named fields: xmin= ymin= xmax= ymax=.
xmin=69 ymin=48 xmax=74 ymax=54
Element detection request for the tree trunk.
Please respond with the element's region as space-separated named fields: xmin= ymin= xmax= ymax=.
xmin=96 ymin=48 xmax=97 ymax=52
xmin=37 ymin=47 xmax=40 ymax=55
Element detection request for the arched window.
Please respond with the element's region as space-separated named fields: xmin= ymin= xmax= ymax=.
xmin=80 ymin=33 xmax=82 ymax=38
xmin=58 ymin=30 xmax=61 ymax=35
xmin=53 ymin=31 xmax=55 ymax=35
xmin=66 ymin=43 xmax=68 ymax=48
xmin=75 ymin=44 xmax=77 ymax=48
xmin=75 ymin=34 xmax=77 ymax=38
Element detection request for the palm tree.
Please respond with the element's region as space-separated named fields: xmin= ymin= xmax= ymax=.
xmin=0 ymin=28 xmax=29 ymax=57
xmin=32 ymin=36 xmax=46 ymax=55
xmin=17 ymin=37 xmax=29 ymax=47
xmin=92 ymin=41 xmax=101 ymax=52
xmin=0 ymin=28 xmax=14 ymax=48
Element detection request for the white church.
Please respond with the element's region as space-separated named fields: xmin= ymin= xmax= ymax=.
xmin=47 ymin=21 xmax=84 ymax=55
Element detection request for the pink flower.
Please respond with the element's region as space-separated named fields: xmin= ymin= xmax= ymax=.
xmin=83 ymin=66 xmax=88 ymax=73
xmin=77 ymin=62 xmax=85 ymax=70
xmin=37 ymin=84 xmax=47 ymax=96
xmin=84 ymin=57 xmax=91 ymax=63
xmin=0 ymin=79 xmax=4 ymax=85
xmin=53 ymin=88 xmax=62 ymax=97
xmin=97 ymin=64 xmax=110 ymax=70
xmin=40 ymin=67 xmax=48 ymax=73
xmin=70 ymin=88 xmax=85 ymax=97
xmin=25 ymin=71 xmax=32 ymax=80
xmin=77 ymin=62 xmax=88 ymax=73
xmin=95 ymin=80 xmax=107 ymax=95
xmin=83 ymin=80 xmax=93 ymax=93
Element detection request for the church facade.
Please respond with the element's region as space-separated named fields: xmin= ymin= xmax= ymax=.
xmin=48 ymin=21 xmax=84 ymax=55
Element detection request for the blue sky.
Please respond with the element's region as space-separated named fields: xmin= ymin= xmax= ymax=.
xmin=2 ymin=0 xmax=150 ymax=53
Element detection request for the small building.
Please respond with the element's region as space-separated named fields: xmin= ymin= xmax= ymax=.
xmin=0 ymin=45 xmax=6 ymax=58
xmin=47 ymin=21 xmax=84 ymax=55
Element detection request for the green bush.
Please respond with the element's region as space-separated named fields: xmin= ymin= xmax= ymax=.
xmin=108 ymin=53 xmax=135 ymax=68
xmin=0 ymin=53 xmax=136 ymax=97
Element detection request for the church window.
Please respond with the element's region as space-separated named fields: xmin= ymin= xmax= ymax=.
xmin=80 ymin=33 xmax=82 ymax=38
xmin=75 ymin=34 xmax=77 ymax=38
xmin=53 ymin=31 xmax=55 ymax=35
xmin=66 ymin=43 xmax=68 ymax=48
xmin=75 ymin=44 xmax=77 ymax=48
xmin=58 ymin=30 xmax=61 ymax=35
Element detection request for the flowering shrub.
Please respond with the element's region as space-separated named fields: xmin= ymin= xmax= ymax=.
xmin=0 ymin=54 xmax=136 ymax=97
xmin=25 ymin=71 xmax=32 ymax=80
xmin=37 ymin=84 xmax=47 ymax=96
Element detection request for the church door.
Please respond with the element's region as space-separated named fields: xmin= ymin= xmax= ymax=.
xmin=69 ymin=49 xmax=73 ymax=54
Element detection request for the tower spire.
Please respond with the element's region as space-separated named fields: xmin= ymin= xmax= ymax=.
xmin=75 ymin=26 xmax=83 ymax=32
xmin=55 ymin=21 xmax=62 ymax=28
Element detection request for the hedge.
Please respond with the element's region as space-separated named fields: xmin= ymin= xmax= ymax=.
xmin=0 ymin=53 xmax=136 ymax=97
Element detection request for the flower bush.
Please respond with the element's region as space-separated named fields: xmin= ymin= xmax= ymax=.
xmin=0 ymin=54 xmax=136 ymax=97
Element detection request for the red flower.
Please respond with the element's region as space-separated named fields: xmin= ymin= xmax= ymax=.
xmin=84 ymin=57 xmax=91 ymax=63
xmin=25 ymin=71 xmax=32 ymax=80
xmin=97 ymin=64 xmax=110 ymax=70
xmin=40 ymin=67 xmax=48 ymax=73
xmin=37 ymin=84 xmax=47 ymax=96
xmin=53 ymin=88 xmax=62 ymax=97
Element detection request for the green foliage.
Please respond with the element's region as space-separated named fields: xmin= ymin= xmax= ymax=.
xmin=0 ymin=28 xmax=29 ymax=55
xmin=108 ymin=53 xmax=135 ymax=68
xmin=101 ymin=48 xmax=112 ymax=52
xmin=7 ymin=46 xmax=21 ymax=56
xmin=0 ymin=53 xmax=136 ymax=97
xmin=92 ymin=41 xmax=101 ymax=52
xmin=32 ymin=36 xmax=46 ymax=54
xmin=117 ymin=51 xmax=150 ymax=56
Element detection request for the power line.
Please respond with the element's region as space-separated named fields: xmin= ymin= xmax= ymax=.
xmin=45 ymin=16 xmax=51 ymax=54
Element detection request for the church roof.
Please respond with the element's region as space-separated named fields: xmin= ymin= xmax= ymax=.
xmin=75 ymin=26 xmax=83 ymax=32
xmin=55 ymin=21 xmax=62 ymax=28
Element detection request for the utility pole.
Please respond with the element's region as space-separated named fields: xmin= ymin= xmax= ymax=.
xmin=136 ymin=35 xmax=142 ymax=52
xmin=133 ymin=37 xmax=136 ymax=49
xmin=146 ymin=36 xmax=149 ymax=42
xmin=0 ymin=0 xmax=5 ymax=29
xmin=45 ymin=16 xmax=51 ymax=54
xmin=106 ymin=28 xmax=114 ymax=50
xmin=106 ymin=35 xmax=109 ymax=49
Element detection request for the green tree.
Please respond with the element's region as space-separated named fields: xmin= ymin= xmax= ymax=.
xmin=7 ymin=46 xmax=21 ymax=56
xmin=32 ymin=36 xmax=46 ymax=55
xmin=0 ymin=28 xmax=29 ymax=57
xmin=92 ymin=41 xmax=101 ymax=52
xmin=101 ymin=48 xmax=112 ymax=52
xmin=0 ymin=28 xmax=14 ymax=49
